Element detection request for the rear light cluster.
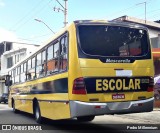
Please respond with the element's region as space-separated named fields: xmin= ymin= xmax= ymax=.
xmin=147 ymin=77 xmax=154 ymax=92
xmin=72 ymin=77 xmax=87 ymax=94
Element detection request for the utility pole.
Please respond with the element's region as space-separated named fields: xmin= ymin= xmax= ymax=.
xmin=136 ymin=2 xmax=147 ymax=24
xmin=64 ymin=0 xmax=67 ymax=27
xmin=54 ymin=0 xmax=68 ymax=27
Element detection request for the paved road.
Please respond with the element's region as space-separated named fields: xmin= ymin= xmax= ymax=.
xmin=0 ymin=104 xmax=159 ymax=133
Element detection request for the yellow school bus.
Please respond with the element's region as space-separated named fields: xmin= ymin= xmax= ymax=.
xmin=6 ymin=20 xmax=154 ymax=123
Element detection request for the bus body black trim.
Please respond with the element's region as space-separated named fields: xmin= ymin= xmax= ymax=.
xmin=11 ymin=78 xmax=68 ymax=95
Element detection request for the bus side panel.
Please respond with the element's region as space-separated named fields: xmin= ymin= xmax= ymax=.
xmin=39 ymin=101 xmax=70 ymax=120
xmin=15 ymin=99 xmax=33 ymax=113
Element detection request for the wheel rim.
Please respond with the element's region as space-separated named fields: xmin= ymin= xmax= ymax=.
xmin=13 ymin=103 xmax=15 ymax=112
xmin=35 ymin=107 xmax=40 ymax=120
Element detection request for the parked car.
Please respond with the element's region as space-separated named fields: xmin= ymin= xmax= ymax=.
xmin=154 ymin=75 xmax=160 ymax=108
xmin=0 ymin=93 xmax=8 ymax=104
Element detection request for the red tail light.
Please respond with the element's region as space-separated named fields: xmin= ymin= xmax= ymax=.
xmin=147 ymin=77 xmax=154 ymax=92
xmin=72 ymin=77 xmax=87 ymax=94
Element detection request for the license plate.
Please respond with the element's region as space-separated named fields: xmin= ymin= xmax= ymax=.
xmin=112 ymin=94 xmax=125 ymax=100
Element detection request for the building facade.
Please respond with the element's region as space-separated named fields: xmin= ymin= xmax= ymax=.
xmin=0 ymin=41 xmax=39 ymax=95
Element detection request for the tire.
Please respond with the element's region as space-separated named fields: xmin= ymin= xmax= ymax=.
xmin=77 ymin=116 xmax=95 ymax=122
xmin=34 ymin=102 xmax=43 ymax=124
xmin=13 ymin=101 xmax=19 ymax=113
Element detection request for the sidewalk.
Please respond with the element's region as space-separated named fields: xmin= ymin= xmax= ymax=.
xmin=154 ymin=108 xmax=160 ymax=111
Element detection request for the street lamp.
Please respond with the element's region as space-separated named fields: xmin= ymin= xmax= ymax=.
xmin=34 ymin=19 xmax=55 ymax=34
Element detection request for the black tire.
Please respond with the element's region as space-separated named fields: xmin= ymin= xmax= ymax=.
xmin=77 ymin=116 xmax=95 ymax=122
xmin=34 ymin=102 xmax=43 ymax=124
xmin=13 ymin=101 xmax=19 ymax=113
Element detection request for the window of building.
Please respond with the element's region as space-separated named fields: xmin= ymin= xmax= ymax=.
xmin=24 ymin=62 xmax=26 ymax=72
xmin=6 ymin=42 xmax=12 ymax=51
xmin=17 ymin=54 xmax=20 ymax=62
xmin=15 ymin=55 xmax=17 ymax=64
xmin=7 ymin=57 xmax=13 ymax=68
xmin=21 ymin=64 xmax=23 ymax=73
xmin=0 ymin=44 xmax=4 ymax=56
xmin=32 ymin=57 xmax=35 ymax=68
xmin=28 ymin=59 xmax=31 ymax=70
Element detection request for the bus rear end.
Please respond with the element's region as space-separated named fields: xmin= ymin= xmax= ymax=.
xmin=69 ymin=21 xmax=154 ymax=120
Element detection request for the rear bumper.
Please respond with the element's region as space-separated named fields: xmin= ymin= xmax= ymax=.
xmin=70 ymin=97 xmax=154 ymax=118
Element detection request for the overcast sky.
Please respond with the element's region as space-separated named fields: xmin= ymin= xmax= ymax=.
xmin=0 ymin=0 xmax=160 ymax=44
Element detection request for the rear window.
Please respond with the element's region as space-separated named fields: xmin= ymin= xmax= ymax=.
xmin=78 ymin=25 xmax=149 ymax=57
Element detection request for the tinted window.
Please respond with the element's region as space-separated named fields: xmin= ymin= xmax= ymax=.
xmin=78 ymin=25 xmax=149 ymax=57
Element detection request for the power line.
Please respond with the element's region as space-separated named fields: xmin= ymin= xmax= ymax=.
xmin=12 ymin=0 xmax=52 ymax=32
xmin=10 ymin=0 xmax=44 ymax=31
xmin=135 ymin=8 xmax=160 ymax=18
xmin=23 ymin=33 xmax=52 ymax=39
xmin=106 ymin=0 xmax=154 ymax=20
xmin=106 ymin=5 xmax=138 ymax=19
xmin=147 ymin=12 xmax=160 ymax=20
xmin=17 ymin=33 xmax=53 ymax=44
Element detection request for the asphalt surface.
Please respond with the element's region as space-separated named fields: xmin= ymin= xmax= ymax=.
xmin=0 ymin=103 xmax=159 ymax=133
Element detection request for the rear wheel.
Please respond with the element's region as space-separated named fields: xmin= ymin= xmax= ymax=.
xmin=34 ymin=102 xmax=43 ymax=124
xmin=77 ymin=116 xmax=95 ymax=122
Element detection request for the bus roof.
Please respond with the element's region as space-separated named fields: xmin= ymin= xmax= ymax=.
xmin=74 ymin=20 xmax=148 ymax=30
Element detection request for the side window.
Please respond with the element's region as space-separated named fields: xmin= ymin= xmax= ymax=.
xmin=32 ymin=57 xmax=35 ymax=68
xmin=36 ymin=53 xmax=42 ymax=78
xmin=59 ymin=36 xmax=68 ymax=71
xmin=47 ymin=42 xmax=59 ymax=74
xmin=27 ymin=57 xmax=36 ymax=80
xmin=36 ymin=50 xmax=46 ymax=78
xmin=48 ymin=45 xmax=53 ymax=60
xmin=42 ymin=50 xmax=47 ymax=76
